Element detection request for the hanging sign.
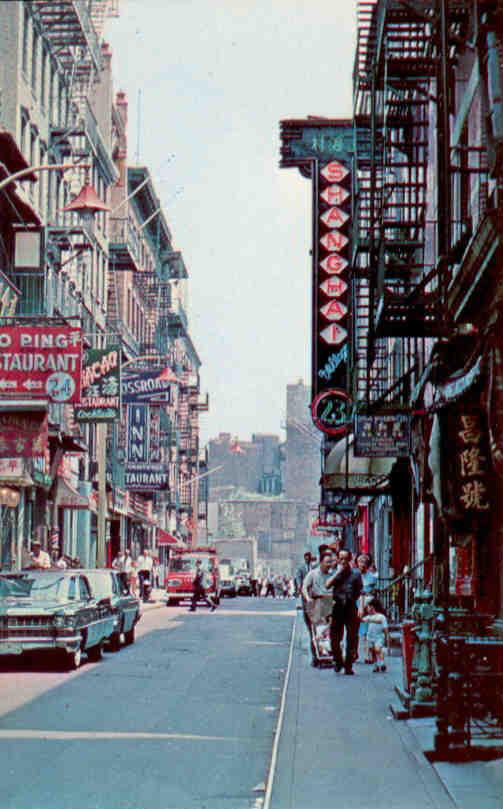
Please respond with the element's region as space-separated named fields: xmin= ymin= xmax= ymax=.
xmin=0 ymin=271 xmax=19 ymax=317
xmin=0 ymin=411 xmax=48 ymax=458
xmin=121 ymin=366 xmax=177 ymax=404
xmin=125 ymin=404 xmax=168 ymax=490
xmin=320 ymin=277 xmax=347 ymax=297
xmin=354 ymin=414 xmax=411 ymax=457
xmin=311 ymin=389 xmax=351 ymax=437
xmin=75 ymin=346 xmax=121 ymax=422
xmin=0 ymin=325 xmax=82 ymax=403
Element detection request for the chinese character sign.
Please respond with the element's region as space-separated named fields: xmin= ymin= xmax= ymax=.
xmin=75 ymin=346 xmax=121 ymax=422
xmin=441 ymin=404 xmax=491 ymax=528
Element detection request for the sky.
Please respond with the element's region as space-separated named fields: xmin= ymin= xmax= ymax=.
xmin=107 ymin=0 xmax=357 ymax=443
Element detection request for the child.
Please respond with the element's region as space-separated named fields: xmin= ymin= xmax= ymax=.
xmin=362 ymin=597 xmax=389 ymax=672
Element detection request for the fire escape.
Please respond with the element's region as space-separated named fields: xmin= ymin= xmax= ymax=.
xmin=353 ymin=0 xmax=456 ymax=411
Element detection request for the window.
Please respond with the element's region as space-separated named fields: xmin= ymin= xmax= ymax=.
xmin=22 ymin=7 xmax=29 ymax=76
xmin=31 ymin=29 xmax=39 ymax=94
xmin=20 ymin=111 xmax=28 ymax=157
xmin=39 ymin=142 xmax=46 ymax=211
xmin=41 ymin=48 xmax=47 ymax=109
xmin=49 ymin=67 xmax=55 ymax=124
xmin=68 ymin=577 xmax=77 ymax=600
xmin=79 ymin=577 xmax=91 ymax=601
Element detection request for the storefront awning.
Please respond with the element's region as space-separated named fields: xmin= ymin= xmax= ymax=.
xmin=157 ymin=529 xmax=180 ymax=546
xmin=322 ymin=434 xmax=395 ymax=494
xmin=55 ymin=476 xmax=92 ymax=510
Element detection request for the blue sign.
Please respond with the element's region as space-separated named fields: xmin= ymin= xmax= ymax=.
xmin=122 ymin=368 xmax=175 ymax=404
xmin=127 ymin=405 xmax=149 ymax=463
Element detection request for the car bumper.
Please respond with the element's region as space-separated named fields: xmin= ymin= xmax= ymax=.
xmin=0 ymin=636 xmax=83 ymax=655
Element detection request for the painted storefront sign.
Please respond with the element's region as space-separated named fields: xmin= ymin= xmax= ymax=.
xmin=76 ymin=346 xmax=121 ymax=422
xmin=0 ymin=326 xmax=82 ymax=403
xmin=354 ymin=414 xmax=411 ymax=457
xmin=0 ymin=411 xmax=48 ymax=458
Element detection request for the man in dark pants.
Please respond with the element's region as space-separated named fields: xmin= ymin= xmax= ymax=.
xmin=189 ymin=560 xmax=216 ymax=612
xmin=327 ymin=550 xmax=362 ymax=675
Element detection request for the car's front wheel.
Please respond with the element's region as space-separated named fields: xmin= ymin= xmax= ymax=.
xmin=63 ymin=639 xmax=82 ymax=671
xmin=109 ymin=624 xmax=122 ymax=652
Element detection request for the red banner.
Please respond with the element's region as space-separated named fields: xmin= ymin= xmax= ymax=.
xmin=0 ymin=411 xmax=48 ymax=458
xmin=0 ymin=326 xmax=82 ymax=403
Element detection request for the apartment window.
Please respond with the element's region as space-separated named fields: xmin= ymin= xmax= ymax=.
xmin=20 ymin=111 xmax=28 ymax=157
xmin=31 ymin=29 xmax=39 ymax=94
xmin=48 ymin=67 xmax=55 ymax=124
xmin=40 ymin=48 xmax=47 ymax=109
xmin=127 ymin=289 xmax=132 ymax=326
xmin=39 ymin=142 xmax=47 ymax=212
xmin=22 ymin=7 xmax=29 ymax=76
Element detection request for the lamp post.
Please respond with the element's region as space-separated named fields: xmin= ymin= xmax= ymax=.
xmin=0 ymin=162 xmax=87 ymax=193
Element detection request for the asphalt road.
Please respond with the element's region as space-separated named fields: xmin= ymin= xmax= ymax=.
xmin=0 ymin=597 xmax=296 ymax=809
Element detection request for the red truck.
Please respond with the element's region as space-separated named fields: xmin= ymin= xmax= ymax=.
xmin=165 ymin=547 xmax=220 ymax=607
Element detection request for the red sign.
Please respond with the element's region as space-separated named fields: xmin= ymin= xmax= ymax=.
xmin=0 ymin=411 xmax=48 ymax=458
xmin=321 ymin=161 xmax=350 ymax=183
xmin=320 ymin=254 xmax=348 ymax=275
xmin=320 ymin=231 xmax=348 ymax=252
xmin=320 ymin=185 xmax=350 ymax=206
xmin=321 ymin=207 xmax=349 ymax=228
xmin=320 ymin=277 xmax=347 ymax=298
xmin=0 ymin=326 xmax=82 ymax=403
xmin=311 ymin=388 xmax=351 ymax=437
xmin=320 ymin=301 xmax=348 ymax=321
xmin=320 ymin=323 xmax=348 ymax=345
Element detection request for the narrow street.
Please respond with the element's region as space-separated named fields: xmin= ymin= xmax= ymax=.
xmin=0 ymin=599 xmax=295 ymax=809
xmin=0 ymin=597 xmax=468 ymax=809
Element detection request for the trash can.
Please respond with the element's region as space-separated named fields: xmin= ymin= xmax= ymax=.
xmin=401 ymin=620 xmax=416 ymax=694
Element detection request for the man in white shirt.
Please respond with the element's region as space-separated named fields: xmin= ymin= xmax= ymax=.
xmin=137 ymin=549 xmax=153 ymax=599
xmin=29 ymin=540 xmax=51 ymax=569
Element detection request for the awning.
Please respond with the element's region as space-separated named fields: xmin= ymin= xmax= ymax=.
xmin=54 ymin=476 xmax=91 ymax=510
xmin=0 ymin=458 xmax=33 ymax=487
xmin=0 ymin=127 xmax=38 ymax=178
xmin=322 ymin=434 xmax=395 ymax=494
xmin=157 ymin=529 xmax=179 ymax=546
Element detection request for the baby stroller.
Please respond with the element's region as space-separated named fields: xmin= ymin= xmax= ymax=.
xmin=307 ymin=597 xmax=334 ymax=668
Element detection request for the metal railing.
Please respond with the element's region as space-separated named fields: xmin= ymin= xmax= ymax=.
xmin=375 ymin=554 xmax=434 ymax=624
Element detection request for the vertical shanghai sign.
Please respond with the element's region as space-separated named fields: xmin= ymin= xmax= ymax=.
xmin=279 ymin=120 xmax=354 ymax=435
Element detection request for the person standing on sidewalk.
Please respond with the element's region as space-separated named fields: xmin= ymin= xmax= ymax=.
xmin=327 ymin=550 xmax=363 ymax=675
xmin=302 ymin=551 xmax=334 ymax=664
xmin=137 ymin=549 xmax=153 ymax=600
xmin=189 ymin=560 xmax=216 ymax=612
xmin=294 ymin=551 xmax=314 ymax=596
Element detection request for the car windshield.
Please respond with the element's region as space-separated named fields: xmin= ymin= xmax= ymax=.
xmin=0 ymin=574 xmax=69 ymax=602
xmin=85 ymin=573 xmax=112 ymax=598
xmin=170 ymin=557 xmax=211 ymax=573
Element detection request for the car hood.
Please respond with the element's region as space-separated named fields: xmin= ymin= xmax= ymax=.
xmin=0 ymin=599 xmax=78 ymax=616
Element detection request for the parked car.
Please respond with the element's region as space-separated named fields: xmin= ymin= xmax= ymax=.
xmin=234 ymin=571 xmax=252 ymax=596
xmin=0 ymin=570 xmax=115 ymax=670
xmin=83 ymin=569 xmax=140 ymax=650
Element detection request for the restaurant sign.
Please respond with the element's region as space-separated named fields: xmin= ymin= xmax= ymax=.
xmin=76 ymin=346 xmax=121 ymax=423
xmin=354 ymin=414 xmax=410 ymax=458
xmin=125 ymin=404 xmax=167 ymax=490
xmin=0 ymin=325 xmax=82 ymax=403
xmin=311 ymin=389 xmax=351 ymax=437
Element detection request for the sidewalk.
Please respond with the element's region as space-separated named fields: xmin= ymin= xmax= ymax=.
xmin=270 ymin=615 xmax=502 ymax=809
xmin=140 ymin=588 xmax=166 ymax=612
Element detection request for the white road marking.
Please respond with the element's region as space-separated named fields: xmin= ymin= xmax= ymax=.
xmin=0 ymin=729 xmax=245 ymax=742
xmin=263 ymin=612 xmax=297 ymax=809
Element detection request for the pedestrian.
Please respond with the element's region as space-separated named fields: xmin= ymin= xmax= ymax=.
xmin=112 ymin=550 xmax=125 ymax=571
xmin=123 ymin=549 xmax=133 ymax=576
xmin=250 ymin=575 xmax=258 ymax=597
xmin=55 ymin=555 xmax=68 ymax=569
xmin=136 ymin=548 xmax=153 ymax=600
xmin=326 ymin=550 xmax=363 ymax=675
xmin=264 ymin=572 xmax=275 ymax=598
xmin=361 ymin=597 xmax=389 ymax=672
xmin=29 ymin=540 xmax=51 ymax=569
xmin=302 ymin=550 xmax=334 ymax=664
xmin=129 ymin=560 xmax=139 ymax=596
xmin=356 ymin=553 xmax=379 ymax=663
xmin=152 ymin=556 xmax=160 ymax=589
xmin=189 ymin=560 xmax=216 ymax=612
xmin=294 ymin=551 xmax=314 ymax=596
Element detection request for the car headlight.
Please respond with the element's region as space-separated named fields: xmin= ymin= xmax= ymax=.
xmin=54 ymin=614 xmax=75 ymax=629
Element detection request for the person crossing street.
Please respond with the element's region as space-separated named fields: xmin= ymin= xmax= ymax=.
xmin=189 ymin=560 xmax=217 ymax=612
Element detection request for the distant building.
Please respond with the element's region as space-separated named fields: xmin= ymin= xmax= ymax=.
xmin=208 ymin=432 xmax=282 ymax=497
xmin=284 ymin=381 xmax=320 ymax=504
